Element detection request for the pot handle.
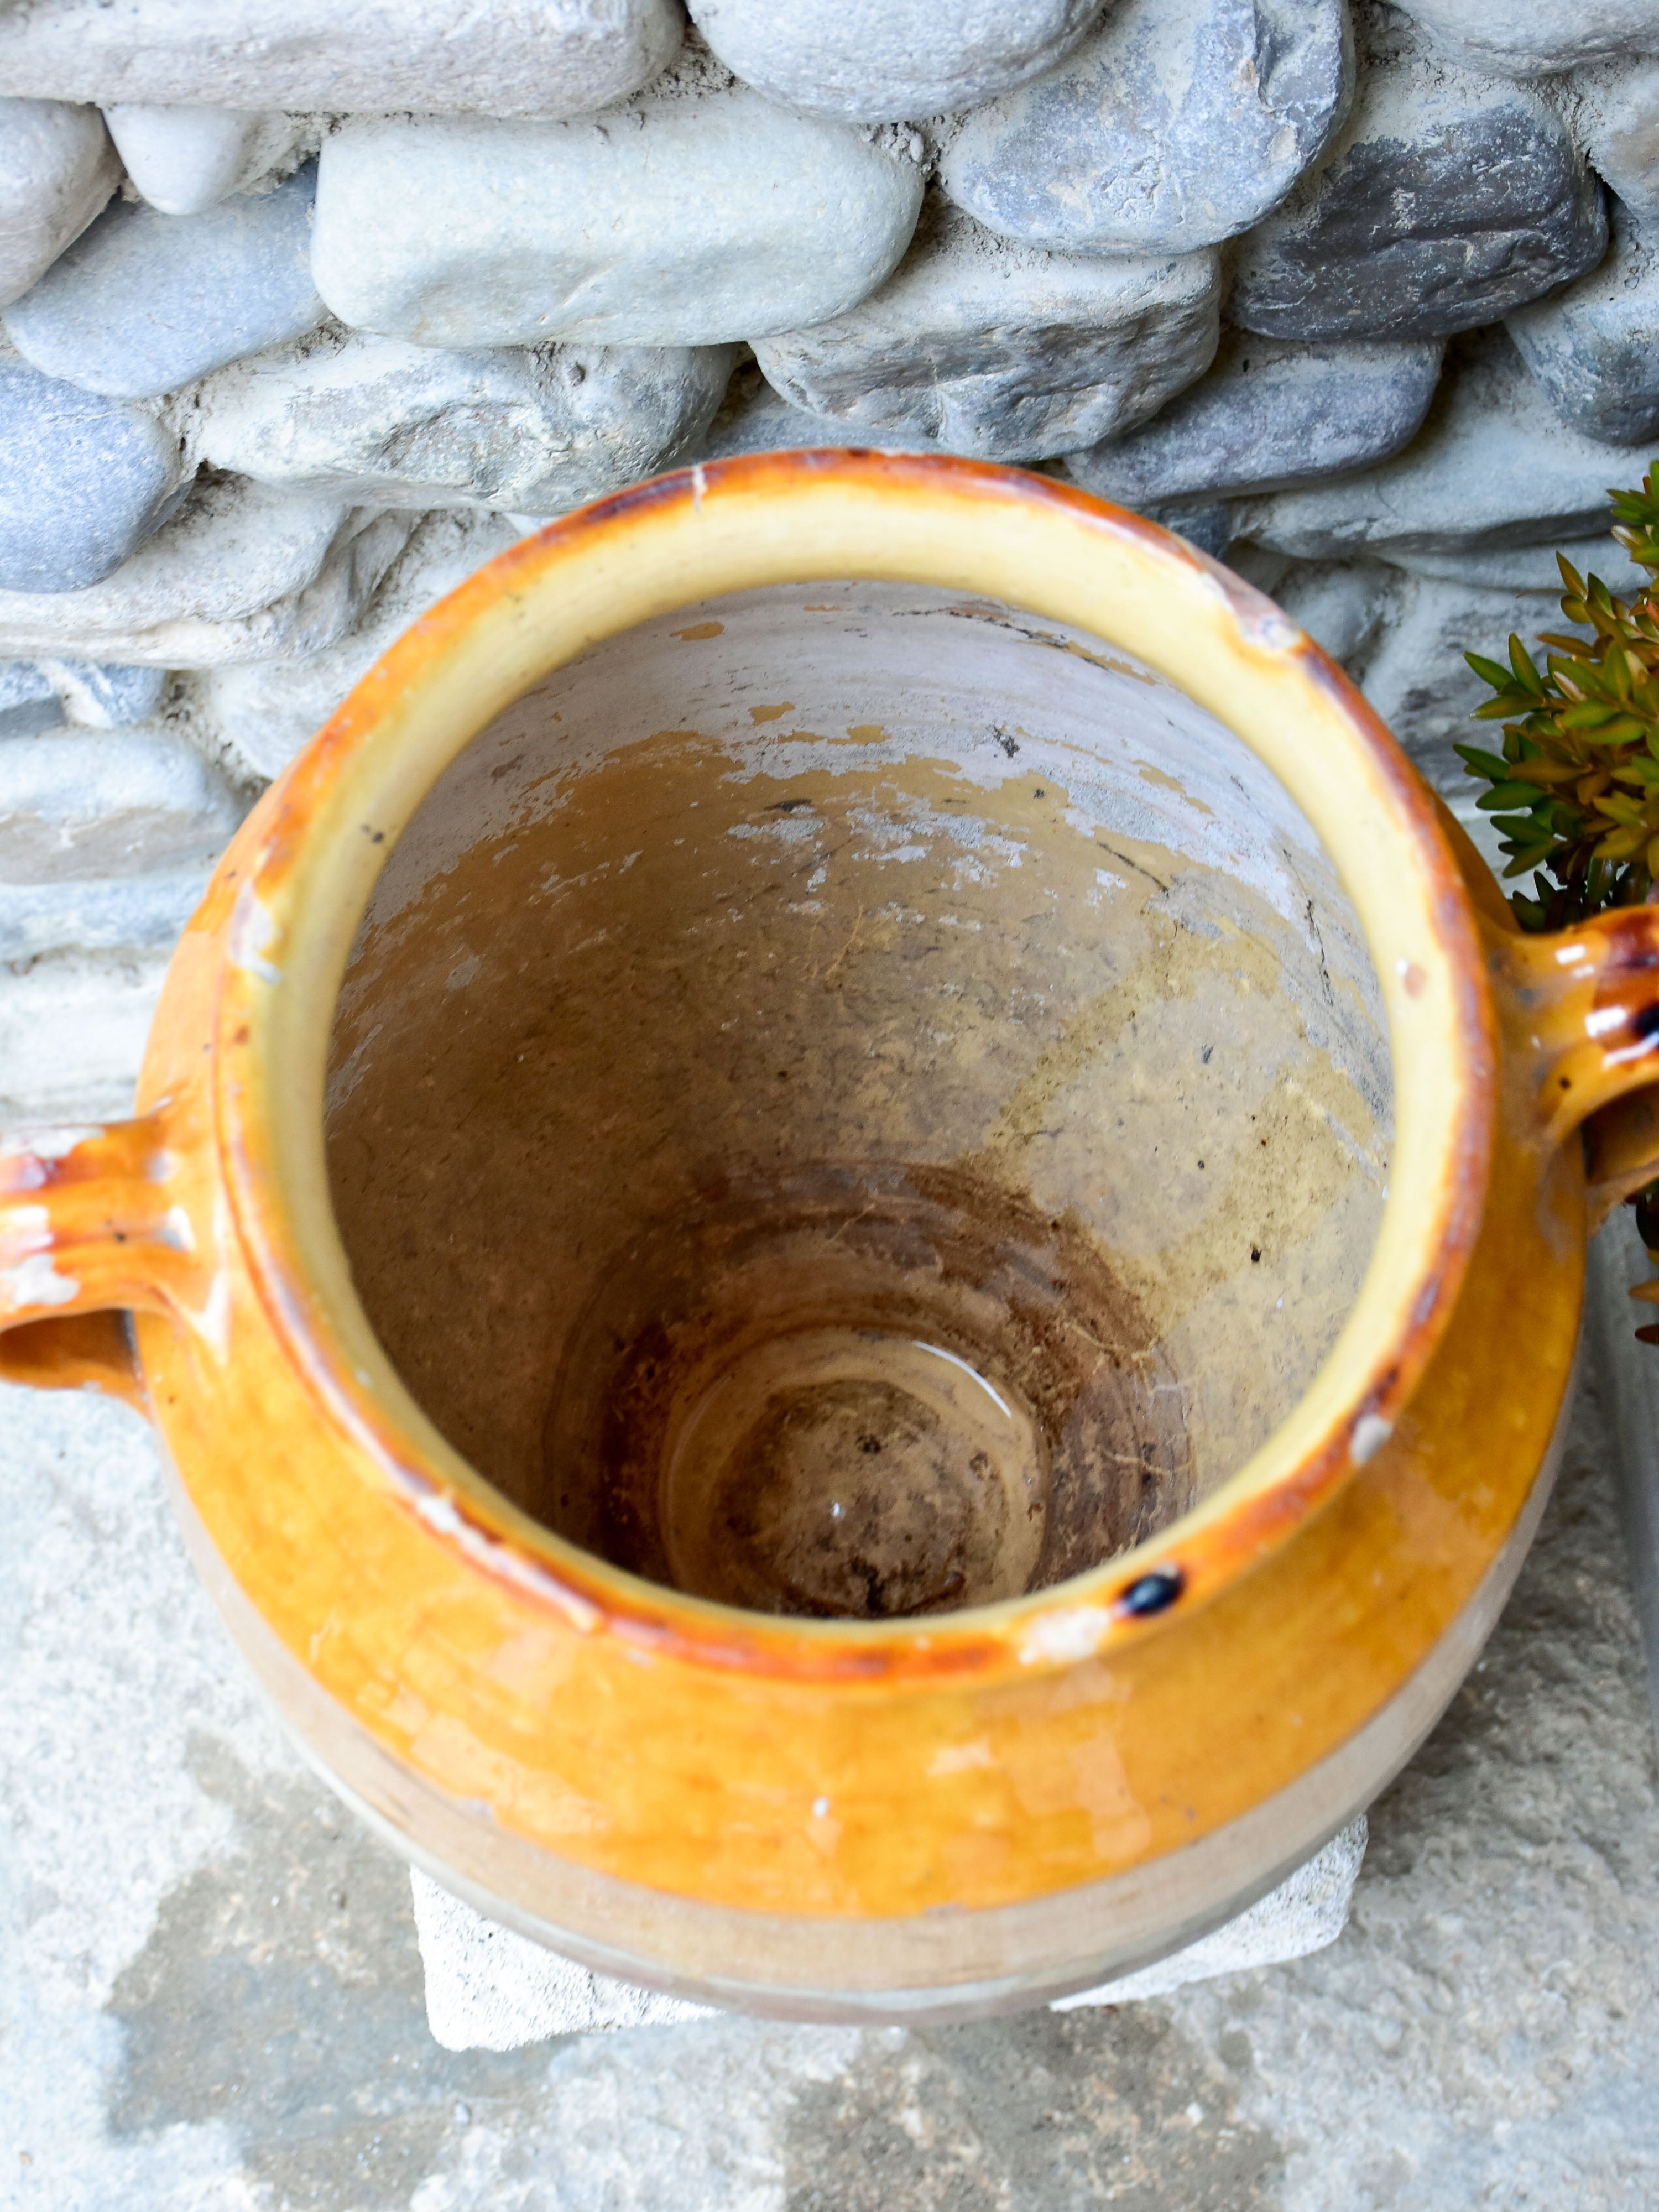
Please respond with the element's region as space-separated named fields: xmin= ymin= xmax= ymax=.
xmin=0 ymin=1109 xmax=197 ymax=1408
xmin=1491 ymin=904 xmax=1659 ymax=1221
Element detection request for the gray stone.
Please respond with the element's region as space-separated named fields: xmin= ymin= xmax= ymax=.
xmin=0 ymin=363 xmax=189 ymax=593
xmin=750 ymin=197 xmax=1218 ymax=464
xmin=0 ymin=951 xmax=167 ymax=1119
xmin=687 ymin=0 xmax=1106 ymax=124
xmin=0 ymin=728 xmax=238 ymax=883
xmin=4 ymin=163 xmax=324 ymax=400
xmin=312 ymin=90 xmax=924 ymax=349
xmin=0 ymin=474 xmax=416 ymax=666
xmin=101 ymin=106 xmax=302 ymax=217
xmin=1574 ymin=59 xmax=1659 ymax=218
xmin=0 ymin=657 xmax=165 ymax=737
xmin=1508 ymin=197 xmax=1659 ymax=445
xmin=196 ymin=509 xmax=524 ymax=780
xmin=0 ymin=658 xmax=61 ymax=737
xmin=1382 ymin=539 xmax=1650 ymax=594
xmin=1270 ymin=554 xmax=1400 ymax=670
xmin=0 ymin=0 xmax=683 ymax=122
xmin=0 ymin=96 xmax=117 ymax=307
xmin=1355 ymin=570 xmax=1589 ymax=792
xmin=1229 ymin=12 xmax=1608 ymax=341
xmin=1392 ymin=0 xmax=1659 ymax=77
xmin=1067 ymin=329 xmax=1443 ymax=506
xmin=0 ymin=866 xmax=211 ymax=959
xmin=691 ymin=356 xmax=947 ymax=462
xmin=1237 ymin=330 xmax=1644 ymax=564
xmin=938 ymin=0 xmax=1352 ymax=257
xmin=45 ymin=659 xmax=169 ymax=727
xmin=192 ymin=325 xmax=736 ymax=512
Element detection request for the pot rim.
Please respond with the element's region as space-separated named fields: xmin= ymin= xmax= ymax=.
xmin=211 ymin=450 xmax=1496 ymax=1684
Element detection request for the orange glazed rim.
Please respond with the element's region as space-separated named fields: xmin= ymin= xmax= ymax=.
xmin=211 ymin=451 xmax=1496 ymax=1685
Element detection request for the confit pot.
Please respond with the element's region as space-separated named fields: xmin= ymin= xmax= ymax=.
xmin=5 ymin=452 xmax=1659 ymax=2023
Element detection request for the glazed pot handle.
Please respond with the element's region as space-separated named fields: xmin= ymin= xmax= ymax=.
xmin=1491 ymin=904 xmax=1659 ymax=1224
xmin=0 ymin=1109 xmax=196 ymax=1407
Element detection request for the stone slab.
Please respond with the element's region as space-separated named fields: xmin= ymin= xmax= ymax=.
xmin=1236 ymin=328 xmax=1643 ymax=563
xmin=1067 ymin=331 xmax=1442 ymax=506
xmin=194 ymin=326 xmax=735 ymax=512
xmin=0 ymin=477 xmax=416 ymax=666
xmin=1230 ymin=13 xmax=1607 ymax=342
xmin=1573 ymin=59 xmax=1659 ymax=219
xmin=312 ymin=88 xmax=924 ymax=351
xmin=102 ymin=105 xmax=302 ymax=217
xmin=0 ymin=727 xmax=238 ymax=882
xmin=0 ymin=362 xmax=189 ymax=593
xmin=0 ymin=94 xmax=117 ymax=307
xmin=940 ymin=0 xmax=1352 ymax=257
xmin=4 ymin=162 xmax=324 ymax=400
xmin=412 ymin=1823 xmax=1369 ymax=2049
xmin=1508 ymin=197 xmax=1659 ymax=447
xmin=752 ymin=198 xmax=1219 ymax=464
xmin=0 ymin=0 xmax=684 ymax=120
xmin=687 ymin=0 xmax=1105 ymax=124
xmin=1393 ymin=0 xmax=1659 ymax=77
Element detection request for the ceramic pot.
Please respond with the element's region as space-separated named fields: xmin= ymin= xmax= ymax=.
xmin=4 ymin=454 xmax=1656 ymax=2022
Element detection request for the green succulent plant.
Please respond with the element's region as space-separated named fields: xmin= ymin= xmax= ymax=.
xmin=1457 ymin=465 xmax=1659 ymax=931
xmin=1459 ymin=464 xmax=1659 ymax=1338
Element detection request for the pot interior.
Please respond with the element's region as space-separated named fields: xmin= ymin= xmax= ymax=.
xmin=325 ymin=582 xmax=1393 ymax=1620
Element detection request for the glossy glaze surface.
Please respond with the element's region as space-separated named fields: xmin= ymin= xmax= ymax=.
xmin=4 ymin=455 xmax=1657 ymax=2011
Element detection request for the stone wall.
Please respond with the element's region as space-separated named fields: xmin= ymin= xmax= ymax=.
xmin=3 ymin=0 xmax=1656 ymax=1119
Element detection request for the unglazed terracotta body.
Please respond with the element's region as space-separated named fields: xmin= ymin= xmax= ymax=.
xmin=3 ymin=455 xmax=1656 ymax=2020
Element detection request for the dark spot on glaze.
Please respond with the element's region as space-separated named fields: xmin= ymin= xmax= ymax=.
xmin=1116 ymin=1567 xmax=1183 ymax=1617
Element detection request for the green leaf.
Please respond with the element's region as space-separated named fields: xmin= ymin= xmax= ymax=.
xmin=1464 ymin=650 xmax=1514 ymax=689
xmin=1508 ymin=635 xmax=1545 ymax=693
xmin=1477 ymin=783 xmax=1546 ymax=811
xmin=1454 ymin=744 xmax=1515 ymax=780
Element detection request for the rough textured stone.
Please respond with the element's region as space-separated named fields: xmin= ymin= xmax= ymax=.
xmin=1237 ymin=329 xmax=1639 ymax=562
xmin=1574 ymin=60 xmax=1659 ymax=219
xmin=0 ymin=0 xmax=683 ymax=121
xmin=0 ymin=96 xmax=118 ymax=307
xmin=751 ymin=197 xmax=1218 ymax=464
xmin=192 ymin=325 xmax=735 ymax=511
xmin=196 ymin=509 xmax=523 ymax=780
xmin=0 ymin=953 xmax=166 ymax=1119
xmin=1392 ymin=0 xmax=1659 ymax=77
xmin=0 ymin=657 xmax=61 ymax=737
xmin=44 ymin=658 xmax=169 ymax=727
xmin=0 ymin=474 xmax=415 ymax=666
xmin=0 ymin=865 xmax=210 ymax=959
xmin=939 ymin=0 xmax=1352 ymax=257
xmin=0 ymin=656 xmax=165 ymax=736
xmin=1356 ymin=572 xmax=1589 ymax=792
xmin=1230 ymin=13 xmax=1608 ymax=341
xmin=1261 ymin=552 xmax=1400 ymax=670
xmin=101 ymin=105 xmax=302 ymax=216
xmin=312 ymin=91 xmax=924 ymax=349
xmin=687 ymin=0 xmax=1107 ymax=124
xmin=4 ymin=163 xmax=324 ymax=400
xmin=693 ymin=356 xmax=942 ymax=461
xmin=1067 ymin=329 xmax=1442 ymax=507
xmin=0 ymin=363 xmax=188 ymax=593
xmin=1508 ymin=196 xmax=1659 ymax=445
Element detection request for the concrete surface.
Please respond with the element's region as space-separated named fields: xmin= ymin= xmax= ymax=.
xmin=4 ymin=1284 xmax=1659 ymax=2209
